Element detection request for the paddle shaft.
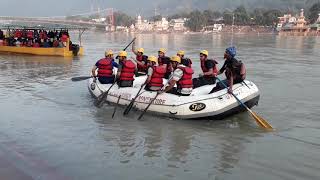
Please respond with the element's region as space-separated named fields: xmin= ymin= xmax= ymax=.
xmin=216 ymin=77 xmax=249 ymax=110
xmin=216 ymin=77 xmax=273 ymax=129
xmin=123 ymin=37 xmax=136 ymax=51
xmin=137 ymin=93 xmax=160 ymax=120
xmin=95 ymin=81 xmax=116 ymax=107
xmin=71 ymin=76 xmax=92 ymax=82
xmin=112 ymin=95 xmax=121 ymax=118
xmin=123 ymin=84 xmax=145 ymax=115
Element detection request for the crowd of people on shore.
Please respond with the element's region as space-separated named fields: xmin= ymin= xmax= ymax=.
xmin=0 ymin=29 xmax=70 ymax=48
xmin=92 ymin=40 xmax=246 ymax=96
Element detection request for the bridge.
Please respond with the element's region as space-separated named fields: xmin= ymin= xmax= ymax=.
xmin=0 ymin=8 xmax=115 ymax=30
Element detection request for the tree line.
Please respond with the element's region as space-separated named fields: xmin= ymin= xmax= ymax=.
xmin=175 ymin=2 xmax=320 ymax=31
xmin=65 ymin=2 xmax=320 ymax=32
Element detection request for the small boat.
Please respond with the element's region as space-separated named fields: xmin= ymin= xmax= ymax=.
xmin=88 ymin=76 xmax=260 ymax=119
xmin=0 ymin=25 xmax=86 ymax=57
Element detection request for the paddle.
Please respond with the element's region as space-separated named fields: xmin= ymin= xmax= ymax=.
xmin=94 ymin=37 xmax=136 ymax=107
xmin=112 ymin=95 xmax=121 ymax=118
xmin=94 ymin=81 xmax=116 ymax=107
xmin=216 ymin=77 xmax=273 ymax=129
xmin=71 ymin=76 xmax=92 ymax=82
xmin=137 ymin=92 xmax=160 ymax=121
xmin=123 ymin=84 xmax=146 ymax=115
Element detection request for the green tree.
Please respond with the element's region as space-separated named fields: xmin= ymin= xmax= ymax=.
xmin=223 ymin=10 xmax=233 ymax=25
xmin=262 ymin=9 xmax=283 ymax=26
xmin=308 ymin=2 xmax=320 ymax=23
xmin=114 ymin=12 xmax=135 ymax=27
xmin=185 ymin=10 xmax=206 ymax=31
xmin=151 ymin=15 xmax=162 ymax=21
xmin=234 ymin=6 xmax=249 ymax=25
xmin=251 ymin=8 xmax=267 ymax=25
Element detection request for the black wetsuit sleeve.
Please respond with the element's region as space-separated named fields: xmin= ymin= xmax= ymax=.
xmin=219 ymin=61 xmax=227 ymax=73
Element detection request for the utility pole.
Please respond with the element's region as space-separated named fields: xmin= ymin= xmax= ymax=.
xmin=231 ymin=13 xmax=235 ymax=46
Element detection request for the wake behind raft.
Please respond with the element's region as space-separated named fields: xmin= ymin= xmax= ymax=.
xmin=88 ymin=76 xmax=260 ymax=120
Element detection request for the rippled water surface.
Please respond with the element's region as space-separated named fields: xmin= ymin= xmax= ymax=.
xmin=0 ymin=32 xmax=320 ymax=180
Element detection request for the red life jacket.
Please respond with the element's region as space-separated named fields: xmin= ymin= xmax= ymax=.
xmin=136 ymin=55 xmax=147 ymax=72
xmin=61 ymin=34 xmax=68 ymax=42
xmin=97 ymin=58 xmax=113 ymax=78
xmin=148 ymin=66 xmax=166 ymax=87
xmin=33 ymin=43 xmax=40 ymax=47
xmin=177 ymin=66 xmax=194 ymax=89
xmin=39 ymin=32 xmax=45 ymax=39
xmin=200 ymin=59 xmax=218 ymax=77
xmin=119 ymin=60 xmax=136 ymax=81
xmin=27 ymin=31 xmax=34 ymax=39
xmin=14 ymin=30 xmax=22 ymax=38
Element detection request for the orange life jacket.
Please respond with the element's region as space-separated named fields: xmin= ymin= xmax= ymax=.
xmin=201 ymin=59 xmax=218 ymax=77
xmin=177 ymin=66 xmax=194 ymax=89
xmin=119 ymin=60 xmax=135 ymax=81
xmin=148 ymin=66 xmax=166 ymax=87
xmin=97 ymin=58 xmax=113 ymax=78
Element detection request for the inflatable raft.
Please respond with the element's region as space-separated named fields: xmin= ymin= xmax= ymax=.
xmin=88 ymin=76 xmax=260 ymax=119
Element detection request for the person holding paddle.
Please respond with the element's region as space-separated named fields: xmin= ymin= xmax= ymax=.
xmin=210 ymin=46 xmax=246 ymax=94
xmin=132 ymin=41 xmax=148 ymax=76
xmin=91 ymin=50 xmax=118 ymax=84
xmin=144 ymin=56 xmax=166 ymax=91
xmin=158 ymin=56 xmax=194 ymax=96
xmin=116 ymin=51 xmax=137 ymax=87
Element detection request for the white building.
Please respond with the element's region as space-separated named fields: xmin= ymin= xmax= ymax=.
xmin=135 ymin=15 xmax=154 ymax=31
xmin=154 ymin=18 xmax=169 ymax=31
xmin=170 ymin=18 xmax=187 ymax=31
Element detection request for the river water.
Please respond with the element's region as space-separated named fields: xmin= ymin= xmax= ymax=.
xmin=0 ymin=31 xmax=320 ymax=180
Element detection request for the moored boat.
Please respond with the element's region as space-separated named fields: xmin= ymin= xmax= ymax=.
xmin=0 ymin=25 xmax=86 ymax=57
xmin=88 ymin=76 xmax=260 ymax=119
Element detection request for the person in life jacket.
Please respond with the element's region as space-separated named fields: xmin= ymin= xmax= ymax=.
xmin=177 ymin=50 xmax=192 ymax=68
xmin=92 ymin=50 xmax=119 ymax=84
xmin=192 ymin=50 xmax=218 ymax=88
xmin=132 ymin=41 xmax=148 ymax=76
xmin=158 ymin=56 xmax=194 ymax=96
xmin=210 ymin=46 xmax=246 ymax=94
xmin=158 ymin=48 xmax=172 ymax=79
xmin=116 ymin=51 xmax=137 ymax=87
xmin=144 ymin=56 xmax=166 ymax=91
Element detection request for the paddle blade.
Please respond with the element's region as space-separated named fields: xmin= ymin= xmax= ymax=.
xmin=71 ymin=76 xmax=92 ymax=81
xmin=94 ymin=93 xmax=106 ymax=107
xmin=250 ymin=111 xmax=273 ymax=130
xmin=123 ymin=100 xmax=134 ymax=115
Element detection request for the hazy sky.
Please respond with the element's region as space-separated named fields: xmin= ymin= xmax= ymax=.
xmin=0 ymin=0 xmax=157 ymax=17
xmin=0 ymin=0 xmax=316 ymax=17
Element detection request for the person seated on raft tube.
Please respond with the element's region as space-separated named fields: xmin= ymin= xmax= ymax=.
xmin=92 ymin=50 xmax=119 ymax=84
xmin=144 ymin=56 xmax=166 ymax=91
xmin=158 ymin=56 xmax=194 ymax=96
xmin=116 ymin=51 xmax=137 ymax=88
xmin=157 ymin=48 xmax=172 ymax=79
xmin=192 ymin=50 xmax=218 ymax=88
xmin=177 ymin=50 xmax=192 ymax=68
xmin=210 ymin=46 xmax=246 ymax=94
xmin=132 ymin=41 xmax=148 ymax=76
